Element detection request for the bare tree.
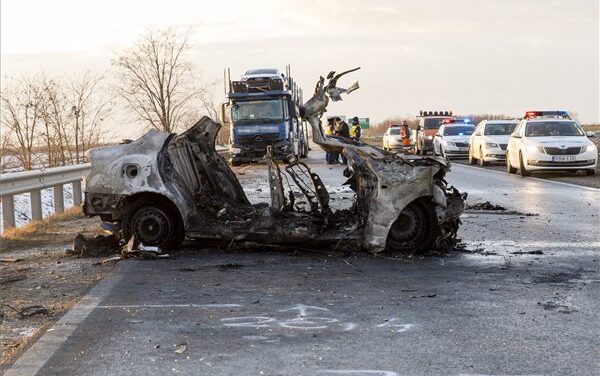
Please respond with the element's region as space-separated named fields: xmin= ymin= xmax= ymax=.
xmin=67 ymin=72 xmax=111 ymax=163
xmin=113 ymin=28 xmax=200 ymax=132
xmin=1 ymin=76 xmax=46 ymax=170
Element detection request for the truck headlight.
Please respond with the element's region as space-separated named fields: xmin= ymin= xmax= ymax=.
xmin=231 ymin=147 xmax=241 ymax=154
xmin=485 ymin=142 xmax=499 ymax=148
xmin=427 ymin=135 xmax=433 ymax=140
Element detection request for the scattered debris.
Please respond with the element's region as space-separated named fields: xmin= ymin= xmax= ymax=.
xmin=342 ymin=259 xmax=361 ymax=272
xmin=409 ymin=294 xmax=437 ymax=298
xmin=511 ymin=250 xmax=544 ymax=255
xmin=0 ymin=257 xmax=22 ymax=263
xmin=537 ymin=301 xmax=577 ymax=314
xmin=0 ymin=274 xmax=27 ymax=285
xmin=466 ymin=201 xmax=506 ymax=211
xmin=174 ymin=344 xmax=187 ymax=354
xmin=94 ymin=255 xmax=123 ymax=265
xmin=70 ymin=233 xmax=122 ymax=257
xmin=4 ymin=304 xmax=50 ymax=318
xmin=217 ymin=262 xmax=243 ymax=270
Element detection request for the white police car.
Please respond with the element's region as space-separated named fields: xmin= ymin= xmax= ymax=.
xmin=469 ymin=120 xmax=518 ymax=165
xmin=506 ymin=111 xmax=598 ymax=176
xmin=433 ymin=119 xmax=475 ymax=158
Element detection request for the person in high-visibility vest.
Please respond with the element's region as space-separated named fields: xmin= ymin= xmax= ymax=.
xmin=400 ymin=121 xmax=412 ymax=147
xmin=350 ymin=116 xmax=361 ymax=141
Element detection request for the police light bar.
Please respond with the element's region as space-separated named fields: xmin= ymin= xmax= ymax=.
xmin=442 ymin=118 xmax=471 ymax=124
xmin=524 ymin=110 xmax=570 ymax=119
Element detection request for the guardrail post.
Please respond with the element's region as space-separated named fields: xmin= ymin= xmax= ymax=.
xmin=31 ymin=189 xmax=43 ymax=221
xmin=53 ymin=185 xmax=64 ymax=214
xmin=2 ymin=195 xmax=16 ymax=230
xmin=72 ymin=180 xmax=82 ymax=206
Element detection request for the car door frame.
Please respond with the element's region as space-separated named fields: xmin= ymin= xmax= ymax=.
xmin=472 ymin=121 xmax=485 ymax=158
xmin=508 ymin=120 xmax=525 ymax=166
xmin=434 ymin=125 xmax=444 ymax=155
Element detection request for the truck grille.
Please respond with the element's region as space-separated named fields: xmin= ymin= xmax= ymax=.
xmin=238 ymin=133 xmax=280 ymax=144
xmin=543 ymin=147 xmax=581 ymax=155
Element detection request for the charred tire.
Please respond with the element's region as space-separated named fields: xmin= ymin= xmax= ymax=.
xmin=519 ymin=152 xmax=530 ymax=177
xmin=479 ymin=147 xmax=487 ymax=166
xmin=122 ymin=200 xmax=184 ymax=250
xmin=386 ymin=199 xmax=440 ymax=254
xmin=506 ymin=153 xmax=517 ymax=174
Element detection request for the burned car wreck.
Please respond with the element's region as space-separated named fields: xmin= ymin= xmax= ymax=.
xmin=83 ymin=69 xmax=465 ymax=253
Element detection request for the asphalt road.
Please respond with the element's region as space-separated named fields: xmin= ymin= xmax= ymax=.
xmin=6 ymin=148 xmax=600 ymax=376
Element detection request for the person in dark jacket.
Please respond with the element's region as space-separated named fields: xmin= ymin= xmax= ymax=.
xmin=335 ymin=118 xmax=350 ymax=164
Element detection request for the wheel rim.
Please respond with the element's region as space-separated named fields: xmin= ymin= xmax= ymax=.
xmin=390 ymin=205 xmax=425 ymax=244
xmin=133 ymin=209 xmax=171 ymax=245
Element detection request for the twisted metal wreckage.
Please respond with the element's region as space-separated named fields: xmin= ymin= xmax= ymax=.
xmin=83 ymin=68 xmax=466 ymax=253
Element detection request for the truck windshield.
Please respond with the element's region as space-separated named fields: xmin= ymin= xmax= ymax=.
xmin=424 ymin=118 xmax=452 ymax=129
xmin=525 ymin=121 xmax=584 ymax=137
xmin=232 ymin=99 xmax=284 ymax=123
xmin=484 ymin=123 xmax=517 ymax=135
xmin=443 ymin=126 xmax=474 ymax=136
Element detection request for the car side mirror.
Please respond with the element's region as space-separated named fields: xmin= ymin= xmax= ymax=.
xmin=511 ymin=132 xmax=521 ymax=138
xmin=585 ymin=131 xmax=595 ymax=138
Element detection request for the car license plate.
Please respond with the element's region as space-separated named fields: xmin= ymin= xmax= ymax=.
xmin=458 ymin=147 xmax=467 ymax=152
xmin=551 ymin=155 xmax=576 ymax=162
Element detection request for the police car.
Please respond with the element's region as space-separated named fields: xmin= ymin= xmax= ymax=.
xmin=433 ymin=119 xmax=475 ymax=158
xmin=506 ymin=111 xmax=598 ymax=176
xmin=469 ymin=119 xmax=519 ymax=165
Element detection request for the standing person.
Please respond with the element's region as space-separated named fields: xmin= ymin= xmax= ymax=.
xmin=400 ymin=121 xmax=412 ymax=150
xmin=350 ymin=116 xmax=362 ymax=141
xmin=324 ymin=118 xmax=336 ymax=164
xmin=335 ymin=118 xmax=350 ymax=165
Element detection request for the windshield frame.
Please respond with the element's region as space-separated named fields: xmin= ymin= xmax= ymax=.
xmin=424 ymin=117 xmax=453 ymax=130
xmin=231 ymin=98 xmax=285 ymax=124
xmin=483 ymin=122 xmax=517 ymax=136
xmin=525 ymin=121 xmax=584 ymax=137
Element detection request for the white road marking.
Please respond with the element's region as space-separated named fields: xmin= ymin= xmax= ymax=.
xmin=93 ymin=303 xmax=242 ymax=309
xmin=462 ymin=240 xmax=600 ymax=249
xmin=4 ymin=260 xmax=136 ymax=376
xmin=319 ymin=371 xmax=399 ymax=376
xmin=453 ymin=164 xmax=600 ymax=192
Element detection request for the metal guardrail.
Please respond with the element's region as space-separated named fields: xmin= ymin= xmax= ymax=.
xmin=0 ymin=163 xmax=91 ymax=231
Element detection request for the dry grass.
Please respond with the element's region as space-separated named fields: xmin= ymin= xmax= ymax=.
xmin=0 ymin=206 xmax=91 ymax=252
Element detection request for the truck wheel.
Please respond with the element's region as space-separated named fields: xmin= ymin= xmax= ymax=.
xmin=386 ymin=200 xmax=439 ymax=254
xmin=123 ymin=201 xmax=184 ymax=250
xmin=231 ymin=160 xmax=242 ymax=167
xmin=519 ymin=152 xmax=530 ymax=177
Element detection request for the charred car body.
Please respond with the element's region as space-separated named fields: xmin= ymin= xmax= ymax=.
xmin=84 ymin=69 xmax=465 ymax=253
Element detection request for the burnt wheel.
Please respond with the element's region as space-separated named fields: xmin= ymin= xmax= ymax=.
xmin=123 ymin=201 xmax=184 ymax=250
xmin=386 ymin=200 xmax=439 ymax=254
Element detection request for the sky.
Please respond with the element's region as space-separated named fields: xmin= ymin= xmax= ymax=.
xmin=1 ymin=0 xmax=599 ymax=139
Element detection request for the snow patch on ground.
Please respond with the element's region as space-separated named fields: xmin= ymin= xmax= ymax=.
xmin=0 ymin=185 xmax=74 ymax=232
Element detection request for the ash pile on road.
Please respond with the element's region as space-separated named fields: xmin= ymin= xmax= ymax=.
xmin=465 ymin=201 xmax=506 ymax=211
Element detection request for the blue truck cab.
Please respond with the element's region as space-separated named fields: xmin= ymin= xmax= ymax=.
xmin=225 ymin=70 xmax=309 ymax=166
